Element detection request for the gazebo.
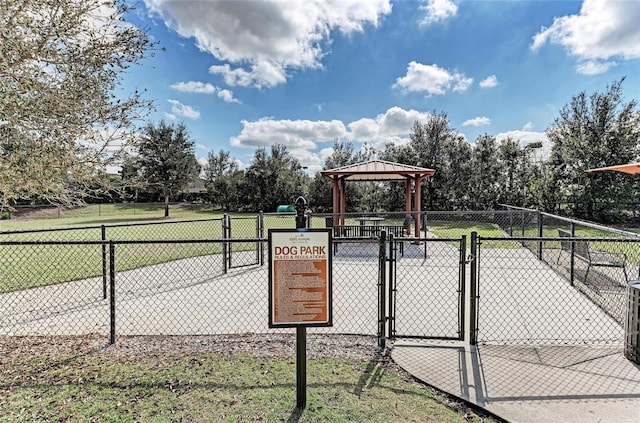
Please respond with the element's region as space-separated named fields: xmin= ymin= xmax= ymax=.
xmin=321 ymin=160 xmax=436 ymax=236
xmin=585 ymin=162 xmax=640 ymax=174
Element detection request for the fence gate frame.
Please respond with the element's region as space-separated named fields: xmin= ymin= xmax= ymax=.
xmin=223 ymin=214 xmax=262 ymax=272
xmin=382 ymin=232 xmax=467 ymax=344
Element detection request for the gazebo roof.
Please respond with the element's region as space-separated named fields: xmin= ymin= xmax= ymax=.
xmin=321 ymin=160 xmax=435 ymax=181
xmin=585 ymin=162 xmax=640 ymax=175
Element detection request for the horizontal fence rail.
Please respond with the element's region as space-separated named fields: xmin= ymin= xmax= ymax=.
xmin=476 ymin=235 xmax=639 ymax=345
xmin=0 ymin=237 xmax=384 ymax=341
xmin=3 ymin=208 xmax=639 ymax=348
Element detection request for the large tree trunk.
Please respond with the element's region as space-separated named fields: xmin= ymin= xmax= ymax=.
xmin=164 ymin=196 xmax=170 ymax=217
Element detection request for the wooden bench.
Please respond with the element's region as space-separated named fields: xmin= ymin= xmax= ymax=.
xmin=557 ymin=228 xmax=628 ymax=282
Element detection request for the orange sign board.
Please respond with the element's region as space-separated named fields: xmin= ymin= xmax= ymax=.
xmin=268 ymin=229 xmax=332 ymax=327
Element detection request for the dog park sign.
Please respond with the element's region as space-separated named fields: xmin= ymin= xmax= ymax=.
xmin=268 ymin=229 xmax=333 ymax=328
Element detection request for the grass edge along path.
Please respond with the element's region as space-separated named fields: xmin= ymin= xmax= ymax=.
xmin=0 ymin=336 xmax=497 ymax=423
xmin=1 ymin=212 xmax=517 ymax=294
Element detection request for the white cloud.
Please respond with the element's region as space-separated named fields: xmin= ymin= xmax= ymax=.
xmin=170 ymin=80 xmax=240 ymax=103
xmin=217 ymin=89 xmax=241 ymax=104
xmin=531 ymin=0 xmax=640 ymax=72
xmin=453 ymin=76 xmax=473 ymax=93
xmin=348 ymin=107 xmax=434 ymax=148
xmin=320 ymin=147 xmax=335 ymax=161
xmin=496 ymin=130 xmax=551 ymax=160
xmin=228 ymin=107 xmax=436 ymax=158
xmin=462 ymin=117 xmax=491 ymax=127
xmin=419 ymin=0 xmax=458 ymax=27
xmin=288 ymin=148 xmax=324 ymax=172
xmin=167 ymin=99 xmax=200 ymax=120
xmin=576 ymin=60 xmax=616 ymax=75
xmin=394 ymin=62 xmax=472 ymax=96
xmin=479 ymin=75 xmax=498 ymax=88
xmin=522 ymin=122 xmax=534 ymax=131
xmin=146 ymin=0 xmax=392 ymax=88
xmin=209 ymin=62 xmax=287 ymax=89
xmin=171 ymin=81 xmax=216 ymax=94
xmin=230 ymin=118 xmax=347 ymax=149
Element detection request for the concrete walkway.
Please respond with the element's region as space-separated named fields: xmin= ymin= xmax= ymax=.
xmin=391 ymin=340 xmax=640 ymax=423
xmin=3 ymin=240 xmax=640 ymax=422
xmin=390 ymin=246 xmax=640 ymax=423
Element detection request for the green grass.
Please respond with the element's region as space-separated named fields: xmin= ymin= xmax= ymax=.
xmin=0 ymin=207 xmax=286 ymax=293
xmin=427 ymin=221 xmax=522 ymax=249
xmin=0 ymin=208 xmax=535 ymax=293
xmin=0 ymin=352 xmax=491 ymax=422
xmin=550 ymin=225 xmax=640 ymax=264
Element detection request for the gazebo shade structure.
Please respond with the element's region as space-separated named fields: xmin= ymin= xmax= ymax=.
xmin=320 ymin=160 xmax=436 ymax=235
xmin=585 ymin=162 xmax=640 ymax=175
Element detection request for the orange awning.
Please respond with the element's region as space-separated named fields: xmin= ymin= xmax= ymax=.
xmin=585 ymin=162 xmax=640 ymax=175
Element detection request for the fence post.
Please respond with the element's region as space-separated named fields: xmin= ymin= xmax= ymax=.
xmin=378 ymin=231 xmax=387 ymax=349
xmin=255 ymin=213 xmax=261 ymax=266
xmin=222 ymin=214 xmax=228 ymax=274
xmin=537 ymin=210 xmax=543 ymax=261
xmin=569 ymin=222 xmax=575 ymax=286
xmin=508 ymin=210 xmax=513 ymax=236
xmin=387 ymin=232 xmax=396 ymax=341
xmin=109 ymin=242 xmax=116 ymax=345
xmin=459 ymin=235 xmax=466 ymax=341
xmin=469 ymin=231 xmax=478 ymax=345
xmin=101 ymin=225 xmax=107 ymax=300
xmin=259 ymin=211 xmax=264 ymax=266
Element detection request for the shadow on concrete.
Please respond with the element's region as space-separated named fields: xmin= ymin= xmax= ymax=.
xmin=391 ymin=340 xmax=640 ymax=423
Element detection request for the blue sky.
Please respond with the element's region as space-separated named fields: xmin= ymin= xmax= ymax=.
xmin=122 ymin=0 xmax=640 ymax=173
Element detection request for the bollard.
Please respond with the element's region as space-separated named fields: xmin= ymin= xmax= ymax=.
xmin=624 ymin=280 xmax=640 ymax=364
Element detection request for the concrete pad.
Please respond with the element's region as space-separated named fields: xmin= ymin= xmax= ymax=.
xmin=391 ymin=340 xmax=640 ymax=423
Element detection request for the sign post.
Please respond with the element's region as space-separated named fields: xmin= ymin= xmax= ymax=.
xmin=268 ymin=197 xmax=332 ymax=409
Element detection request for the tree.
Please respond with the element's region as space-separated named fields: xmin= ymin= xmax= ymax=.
xmin=408 ymin=112 xmax=459 ymax=209
xmin=244 ymin=144 xmax=307 ymax=211
xmin=0 ymin=0 xmax=155 ymax=211
xmin=469 ymin=135 xmax=501 ymax=209
xmin=323 ymin=140 xmax=357 ymax=170
xmin=204 ymin=150 xmax=240 ymax=211
xmin=496 ymin=137 xmax=530 ymax=206
xmin=439 ymin=136 xmax=473 ymax=210
xmin=134 ymin=121 xmax=201 ymax=217
xmin=545 ymin=78 xmax=639 ymax=220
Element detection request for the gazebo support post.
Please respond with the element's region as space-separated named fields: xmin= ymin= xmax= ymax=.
xmin=321 ymin=160 xmax=436 ymax=235
xmin=405 ymin=180 xmax=412 ymax=223
xmin=340 ymin=178 xmax=346 ymax=225
xmin=414 ymin=175 xmax=422 ymax=236
xmin=332 ymin=177 xmax=339 ymax=230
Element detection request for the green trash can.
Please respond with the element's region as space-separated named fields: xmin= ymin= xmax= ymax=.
xmin=624 ymin=280 xmax=640 ymax=364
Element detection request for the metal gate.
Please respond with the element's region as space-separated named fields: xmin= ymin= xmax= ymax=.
xmin=384 ymin=233 xmax=467 ymax=341
xmin=223 ymin=214 xmax=262 ymax=270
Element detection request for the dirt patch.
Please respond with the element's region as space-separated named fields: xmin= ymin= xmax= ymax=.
xmin=0 ymin=333 xmax=380 ymax=361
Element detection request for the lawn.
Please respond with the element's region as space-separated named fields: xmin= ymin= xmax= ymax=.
xmin=0 ymin=336 xmax=495 ymax=423
xmin=0 ymin=206 xmax=525 ymax=293
xmin=0 ymin=207 xmax=267 ymax=293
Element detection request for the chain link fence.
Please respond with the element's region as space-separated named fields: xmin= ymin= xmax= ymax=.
xmin=388 ymin=235 xmax=466 ymax=341
xmin=2 ymin=208 xmax=639 ymax=347
xmin=475 ymin=236 xmax=635 ymax=345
